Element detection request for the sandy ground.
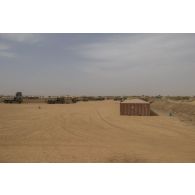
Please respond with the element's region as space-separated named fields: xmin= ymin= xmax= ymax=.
xmin=151 ymin=100 xmax=195 ymax=125
xmin=0 ymin=100 xmax=195 ymax=162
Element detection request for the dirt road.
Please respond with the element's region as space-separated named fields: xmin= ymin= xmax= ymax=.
xmin=0 ymin=101 xmax=195 ymax=162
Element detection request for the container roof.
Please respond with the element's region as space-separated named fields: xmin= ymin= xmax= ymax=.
xmin=121 ymin=99 xmax=149 ymax=104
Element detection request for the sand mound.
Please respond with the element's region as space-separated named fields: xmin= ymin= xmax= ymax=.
xmin=151 ymin=100 xmax=195 ymax=125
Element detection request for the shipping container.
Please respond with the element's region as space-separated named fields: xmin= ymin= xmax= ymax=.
xmin=120 ymin=99 xmax=150 ymax=116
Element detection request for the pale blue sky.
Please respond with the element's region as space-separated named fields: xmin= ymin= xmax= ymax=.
xmin=0 ymin=33 xmax=195 ymax=96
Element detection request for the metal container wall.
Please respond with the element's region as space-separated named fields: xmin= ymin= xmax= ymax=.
xmin=120 ymin=103 xmax=150 ymax=116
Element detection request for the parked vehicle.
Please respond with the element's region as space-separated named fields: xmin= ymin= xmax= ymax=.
xmin=4 ymin=92 xmax=23 ymax=104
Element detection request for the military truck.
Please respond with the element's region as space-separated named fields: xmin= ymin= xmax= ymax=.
xmin=4 ymin=92 xmax=23 ymax=104
xmin=47 ymin=97 xmax=65 ymax=104
xmin=94 ymin=96 xmax=105 ymax=101
xmin=79 ymin=96 xmax=89 ymax=101
xmin=114 ymin=96 xmax=123 ymax=101
xmin=47 ymin=97 xmax=77 ymax=104
xmin=72 ymin=97 xmax=78 ymax=103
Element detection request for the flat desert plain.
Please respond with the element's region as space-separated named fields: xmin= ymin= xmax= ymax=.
xmin=0 ymin=101 xmax=195 ymax=162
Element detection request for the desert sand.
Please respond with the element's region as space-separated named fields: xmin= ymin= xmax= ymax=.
xmin=0 ymin=100 xmax=195 ymax=162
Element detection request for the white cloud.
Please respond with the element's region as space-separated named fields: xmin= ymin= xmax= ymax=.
xmin=0 ymin=43 xmax=10 ymax=50
xmin=0 ymin=43 xmax=15 ymax=58
xmin=76 ymin=34 xmax=195 ymax=72
xmin=0 ymin=51 xmax=15 ymax=58
xmin=0 ymin=34 xmax=41 ymax=58
xmin=0 ymin=34 xmax=41 ymax=43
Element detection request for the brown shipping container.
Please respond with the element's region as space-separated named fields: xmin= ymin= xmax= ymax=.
xmin=120 ymin=99 xmax=150 ymax=116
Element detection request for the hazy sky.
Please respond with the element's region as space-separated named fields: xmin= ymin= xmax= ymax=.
xmin=0 ymin=33 xmax=195 ymax=96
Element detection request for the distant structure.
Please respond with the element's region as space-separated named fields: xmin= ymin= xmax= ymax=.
xmin=120 ymin=99 xmax=150 ymax=116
